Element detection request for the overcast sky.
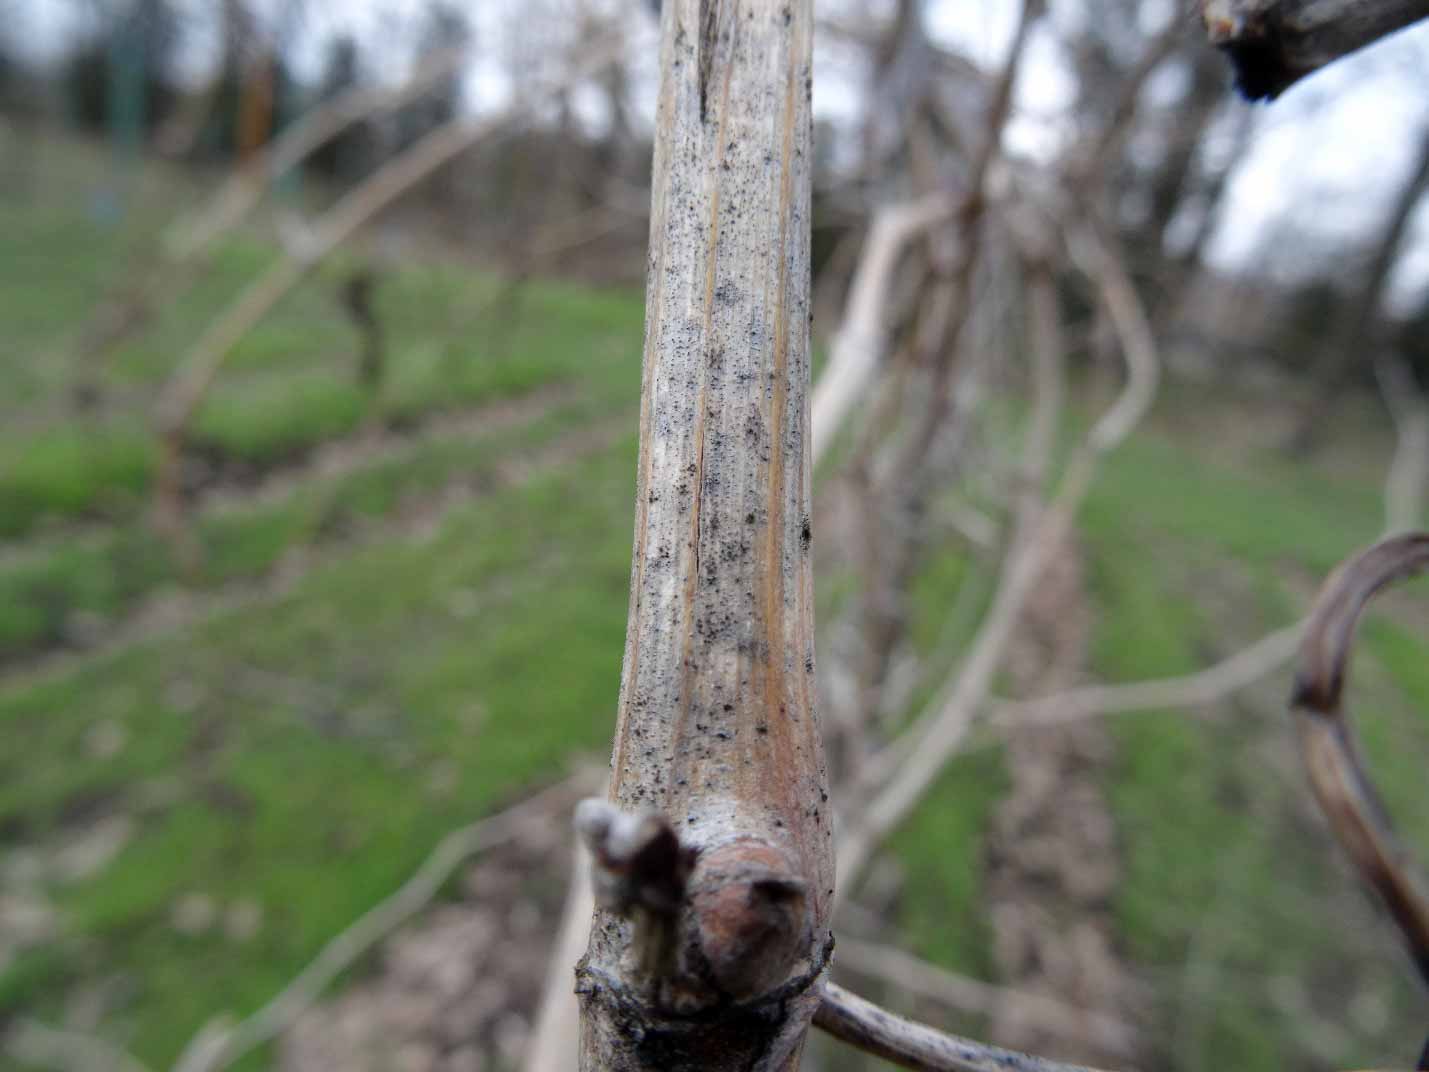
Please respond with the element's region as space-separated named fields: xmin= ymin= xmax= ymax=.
xmin=9 ymin=0 xmax=1429 ymax=304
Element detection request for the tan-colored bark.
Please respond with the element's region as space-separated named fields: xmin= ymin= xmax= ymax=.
xmin=576 ymin=1 xmax=833 ymax=1068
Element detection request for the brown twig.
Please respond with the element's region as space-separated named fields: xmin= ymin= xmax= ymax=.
xmin=1291 ymin=532 xmax=1429 ymax=987
xmin=1069 ymin=13 xmax=1185 ymax=187
xmin=837 ymin=217 xmax=1159 ymax=899
xmin=810 ymin=193 xmax=955 ymax=468
xmin=341 ymin=264 xmax=386 ymax=391
xmin=814 ymin=982 xmax=1111 ymax=1072
xmin=1018 ymin=244 xmax=1066 ymax=513
xmin=993 ymin=622 xmax=1301 ymax=734
xmin=835 ymin=253 xmax=1064 ymax=894
xmin=858 ymin=621 xmax=1300 ymax=800
xmin=832 ymin=939 xmax=1135 ymax=1058
xmin=892 ymin=0 xmax=1042 ymax=479
xmin=833 ymin=0 xmax=1043 ymax=791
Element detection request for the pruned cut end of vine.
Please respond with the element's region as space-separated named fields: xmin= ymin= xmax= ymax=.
xmin=1200 ymin=0 xmax=1429 ymax=101
xmin=1201 ymin=0 xmax=1297 ymax=99
xmin=575 ymin=798 xmax=692 ymax=916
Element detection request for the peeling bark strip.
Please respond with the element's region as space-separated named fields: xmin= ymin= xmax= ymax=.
xmin=578 ymin=0 xmax=832 ymax=1069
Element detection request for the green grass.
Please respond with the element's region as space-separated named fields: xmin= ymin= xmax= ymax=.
xmin=868 ymin=532 xmax=1005 ymax=985
xmin=4 ymin=134 xmax=1429 ymax=1072
xmin=1077 ymin=417 xmax=1429 ymax=1072
xmin=192 ymin=372 xmax=371 ymax=465
xmin=0 ymin=438 xmax=639 ymax=1068
xmin=0 ymin=423 xmax=155 ymax=538
xmin=0 ymin=381 xmax=633 ymax=666
xmin=0 ymin=531 xmax=170 ymax=655
xmin=889 ymin=754 xmax=1005 ymax=976
xmin=0 ymin=140 xmax=651 ymax=1067
xmin=1083 ymin=426 xmax=1386 ymax=575
xmin=0 ymin=164 xmax=643 ymax=542
xmin=841 ymin=392 xmax=1429 ymax=1071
